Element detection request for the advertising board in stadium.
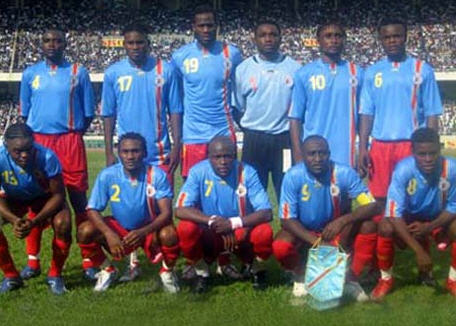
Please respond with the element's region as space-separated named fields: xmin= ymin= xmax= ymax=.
xmin=303 ymin=38 xmax=318 ymax=47
xmin=102 ymin=37 xmax=124 ymax=48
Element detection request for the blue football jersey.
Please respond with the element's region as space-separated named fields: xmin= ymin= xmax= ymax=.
xmin=172 ymin=40 xmax=242 ymax=144
xmin=289 ymin=59 xmax=363 ymax=166
xmin=386 ymin=156 xmax=456 ymax=221
xmin=360 ymin=56 xmax=442 ymax=140
xmin=20 ymin=60 xmax=95 ymax=133
xmin=0 ymin=144 xmax=61 ymax=201
xmin=279 ymin=161 xmax=375 ymax=231
xmin=101 ymin=56 xmax=183 ymax=165
xmin=234 ymin=54 xmax=301 ymax=134
xmin=176 ymin=160 xmax=271 ymax=217
xmin=88 ymin=164 xmax=173 ymax=230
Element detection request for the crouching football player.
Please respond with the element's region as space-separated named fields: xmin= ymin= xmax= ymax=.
xmin=176 ymin=136 xmax=273 ymax=293
xmin=272 ymin=135 xmax=379 ymax=300
xmin=372 ymin=128 xmax=456 ymax=300
xmin=79 ymin=133 xmax=180 ymax=292
xmin=0 ymin=123 xmax=71 ymax=295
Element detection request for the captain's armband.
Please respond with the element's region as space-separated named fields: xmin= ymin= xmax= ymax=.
xmin=355 ymin=192 xmax=375 ymax=206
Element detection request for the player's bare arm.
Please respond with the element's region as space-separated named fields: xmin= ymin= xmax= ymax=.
xmin=103 ymin=116 xmax=117 ymax=166
xmin=87 ymin=209 xmax=124 ymax=259
xmin=167 ymin=113 xmax=182 ymax=174
xmin=175 ymin=206 xmax=217 ymax=225
xmin=282 ymin=219 xmax=319 ymax=245
xmin=413 ymin=210 xmax=456 ymax=238
xmin=390 ymin=217 xmax=432 ymax=272
xmin=289 ymin=119 xmax=304 ymax=163
xmin=123 ymin=197 xmax=173 ymax=248
xmin=322 ymin=202 xmax=379 ymax=240
xmin=211 ymin=208 xmax=272 ymax=235
xmin=358 ymin=114 xmax=373 ymax=178
xmin=29 ymin=174 xmax=66 ymax=227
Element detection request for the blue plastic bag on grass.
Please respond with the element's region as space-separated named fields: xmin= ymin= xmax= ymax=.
xmin=304 ymin=241 xmax=348 ymax=310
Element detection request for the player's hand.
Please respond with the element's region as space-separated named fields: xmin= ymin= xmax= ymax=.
xmin=358 ymin=148 xmax=370 ymax=178
xmin=106 ymin=152 xmax=117 ymax=167
xmin=322 ymin=218 xmax=346 ymax=241
xmin=165 ymin=145 xmax=181 ymax=175
xmin=123 ymin=229 xmax=146 ymax=248
xmin=416 ymin=249 xmax=433 ymax=273
xmin=221 ymin=233 xmax=236 ymax=252
xmin=105 ymin=231 xmax=124 ymax=260
xmin=212 ymin=218 xmax=232 ymax=235
xmin=13 ymin=219 xmax=33 ymax=239
xmin=408 ymin=222 xmax=429 ymax=239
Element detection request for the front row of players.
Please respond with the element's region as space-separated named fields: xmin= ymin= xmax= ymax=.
xmin=1 ymin=123 xmax=456 ymax=300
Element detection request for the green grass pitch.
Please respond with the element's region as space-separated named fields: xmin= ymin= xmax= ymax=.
xmin=1 ymin=149 xmax=456 ymax=326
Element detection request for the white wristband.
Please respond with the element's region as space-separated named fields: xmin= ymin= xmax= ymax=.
xmin=229 ymin=217 xmax=243 ymax=230
xmin=208 ymin=215 xmax=217 ymax=227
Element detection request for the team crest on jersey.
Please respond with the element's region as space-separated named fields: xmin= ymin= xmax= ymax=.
xmin=439 ymin=177 xmax=450 ymax=192
xmin=146 ymin=184 xmax=156 ymax=197
xmin=284 ymin=74 xmax=294 ymax=87
xmin=349 ymin=76 xmax=358 ymax=87
xmin=155 ymin=75 xmax=165 ymax=87
xmin=413 ymin=73 xmax=423 ymax=85
xmin=130 ymin=178 xmax=138 ymax=187
xmin=330 ymin=184 xmax=340 ymax=197
xmin=137 ymin=70 xmax=145 ymax=76
xmin=249 ymin=76 xmax=258 ymax=91
xmin=236 ymin=184 xmax=247 ymax=197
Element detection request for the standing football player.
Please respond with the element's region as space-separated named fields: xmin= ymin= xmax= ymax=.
xmin=290 ymin=21 xmax=363 ymax=167
xmin=358 ymin=18 xmax=442 ymax=223
xmin=19 ymin=29 xmax=96 ymax=281
xmin=171 ymin=4 xmax=242 ymax=178
xmin=234 ymin=19 xmax=301 ymax=202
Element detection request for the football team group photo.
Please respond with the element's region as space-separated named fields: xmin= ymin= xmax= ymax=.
xmin=0 ymin=0 xmax=456 ymax=324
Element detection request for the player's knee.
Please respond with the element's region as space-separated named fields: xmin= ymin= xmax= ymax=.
xmin=377 ymin=219 xmax=394 ymax=237
xmin=272 ymin=239 xmax=294 ymax=261
xmin=77 ymin=221 xmax=97 ymax=244
xmin=360 ymin=220 xmax=377 ymax=234
xmin=158 ymin=225 xmax=178 ymax=247
xmin=53 ymin=214 xmax=71 ymax=236
xmin=176 ymin=220 xmax=200 ymax=241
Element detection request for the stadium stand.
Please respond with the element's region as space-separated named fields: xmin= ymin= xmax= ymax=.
xmin=0 ymin=0 xmax=454 ymax=72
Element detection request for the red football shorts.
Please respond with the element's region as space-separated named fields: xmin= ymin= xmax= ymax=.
xmin=368 ymin=139 xmax=412 ymax=198
xmin=181 ymin=143 xmax=208 ymax=178
xmin=104 ymin=216 xmax=159 ymax=262
xmin=34 ymin=132 xmax=88 ymax=192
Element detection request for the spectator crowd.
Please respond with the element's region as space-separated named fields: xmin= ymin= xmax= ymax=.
xmin=0 ymin=0 xmax=455 ymax=72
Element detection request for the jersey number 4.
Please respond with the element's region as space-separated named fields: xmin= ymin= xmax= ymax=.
xmin=32 ymin=75 xmax=40 ymax=90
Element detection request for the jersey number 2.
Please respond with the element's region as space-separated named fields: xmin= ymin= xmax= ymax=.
xmin=110 ymin=184 xmax=121 ymax=202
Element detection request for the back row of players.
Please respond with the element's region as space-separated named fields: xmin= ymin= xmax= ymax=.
xmin=0 ymin=4 xmax=451 ymax=301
